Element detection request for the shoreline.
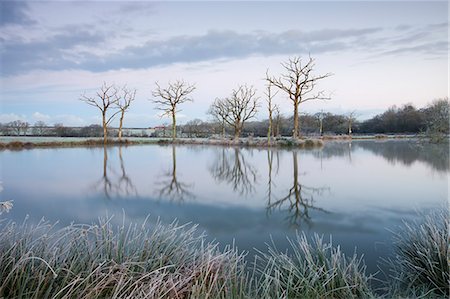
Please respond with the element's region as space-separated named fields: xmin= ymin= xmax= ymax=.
xmin=0 ymin=134 xmax=426 ymax=150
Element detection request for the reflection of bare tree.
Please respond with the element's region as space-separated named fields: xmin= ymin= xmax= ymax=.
xmin=209 ymin=148 xmax=258 ymax=195
xmin=155 ymin=146 xmax=194 ymax=201
xmin=267 ymin=151 xmax=328 ymax=226
xmin=117 ymin=147 xmax=137 ymax=197
xmin=266 ymin=149 xmax=280 ymax=204
xmin=98 ymin=146 xmax=114 ymax=198
xmin=93 ymin=146 xmax=137 ymax=199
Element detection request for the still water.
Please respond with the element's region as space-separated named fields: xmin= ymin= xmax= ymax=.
xmin=1 ymin=140 xmax=448 ymax=275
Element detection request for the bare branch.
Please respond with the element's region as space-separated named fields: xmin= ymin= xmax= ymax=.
xmin=151 ymin=80 xmax=196 ymax=140
xmin=266 ymin=56 xmax=333 ymax=138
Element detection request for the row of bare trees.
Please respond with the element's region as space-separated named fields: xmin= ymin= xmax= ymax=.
xmin=206 ymin=56 xmax=332 ymax=140
xmin=79 ymin=56 xmax=332 ymax=143
xmin=80 ymin=83 xmax=136 ymax=144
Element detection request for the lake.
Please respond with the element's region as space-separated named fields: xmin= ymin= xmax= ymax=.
xmin=0 ymin=139 xmax=448 ymax=277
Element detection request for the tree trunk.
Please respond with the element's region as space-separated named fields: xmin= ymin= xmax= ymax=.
xmin=319 ymin=119 xmax=323 ymax=136
xmin=172 ymin=111 xmax=176 ymax=140
xmin=348 ymin=121 xmax=352 ymax=135
xmin=293 ymin=102 xmax=299 ymax=139
xmin=221 ymin=119 xmax=225 ymax=139
xmin=275 ymin=116 xmax=280 ymax=137
xmin=234 ymin=122 xmax=241 ymax=140
xmin=118 ymin=111 xmax=124 ymax=141
xmin=268 ymin=109 xmax=273 ymax=145
xmin=102 ymin=112 xmax=108 ymax=145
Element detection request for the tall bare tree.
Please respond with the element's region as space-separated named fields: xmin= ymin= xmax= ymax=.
xmin=266 ymin=56 xmax=332 ymax=139
xmin=208 ymin=98 xmax=229 ymax=138
xmin=265 ymin=83 xmax=279 ymax=145
xmin=152 ymin=80 xmax=196 ymax=140
xmin=80 ymin=83 xmax=121 ymax=144
xmin=223 ymin=85 xmax=259 ymax=139
xmin=273 ymin=106 xmax=282 ymax=137
xmin=314 ymin=110 xmax=326 ymax=136
xmin=346 ymin=110 xmax=357 ymax=136
xmin=117 ymin=87 xmax=136 ymax=141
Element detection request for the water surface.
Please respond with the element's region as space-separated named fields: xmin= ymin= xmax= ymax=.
xmin=1 ymin=140 xmax=448 ymax=276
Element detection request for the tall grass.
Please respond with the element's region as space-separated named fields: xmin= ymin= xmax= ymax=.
xmin=253 ymin=234 xmax=374 ymax=299
xmin=0 ymin=208 xmax=447 ymax=298
xmin=385 ymin=209 xmax=449 ymax=298
xmin=0 ymin=218 xmax=248 ymax=299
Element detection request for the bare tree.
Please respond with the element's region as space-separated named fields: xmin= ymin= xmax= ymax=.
xmin=116 ymin=86 xmax=136 ymax=141
xmin=425 ymin=97 xmax=449 ymax=142
xmin=32 ymin=121 xmax=47 ymax=136
xmin=208 ymin=98 xmax=229 ymax=138
xmin=80 ymin=83 xmax=121 ymax=144
xmin=346 ymin=110 xmax=357 ymax=136
xmin=8 ymin=120 xmax=29 ymax=136
xmin=152 ymin=80 xmax=196 ymax=140
xmin=265 ymin=82 xmax=279 ymax=145
xmin=273 ymin=106 xmax=282 ymax=137
xmin=266 ymin=56 xmax=332 ymax=139
xmin=223 ymin=85 xmax=259 ymax=139
xmin=314 ymin=110 xmax=326 ymax=136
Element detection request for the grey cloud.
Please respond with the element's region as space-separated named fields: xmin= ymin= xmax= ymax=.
xmin=0 ymin=0 xmax=35 ymax=26
xmin=379 ymin=41 xmax=448 ymax=57
xmin=1 ymin=24 xmax=446 ymax=76
xmin=1 ymin=27 xmax=382 ymax=75
xmin=1 ymin=26 xmax=111 ymax=75
xmin=367 ymin=22 xmax=448 ymax=58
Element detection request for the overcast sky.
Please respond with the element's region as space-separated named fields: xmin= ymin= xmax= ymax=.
xmin=0 ymin=0 xmax=448 ymax=127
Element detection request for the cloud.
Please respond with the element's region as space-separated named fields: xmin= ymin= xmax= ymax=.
xmin=31 ymin=112 xmax=51 ymax=122
xmin=1 ymin=22 xmax=447 ymax=76
xmin=0 ymin=0 xmax=35 ymax=27
xmin=0 ymin=113 xmax=27 ymax=123
xmin=1 ymin=26 xmax=111 ymax=76
xmin=0 ymin=27 xmax=381 ymax=76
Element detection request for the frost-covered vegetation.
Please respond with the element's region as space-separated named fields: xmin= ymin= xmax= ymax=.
xmin=0 ymin=209 xmax=447 ymax=299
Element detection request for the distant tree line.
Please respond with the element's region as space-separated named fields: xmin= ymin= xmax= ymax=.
xmin=2 ymin=56 xmax=447 ymax=141
xmin=180 ymin=99 xmax=449 ymax=138
xmin=2 ymin=99 xmax=448 ymax=139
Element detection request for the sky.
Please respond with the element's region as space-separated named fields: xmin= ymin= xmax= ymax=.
xmin=0 ymin=0 xmax=448 ymax=127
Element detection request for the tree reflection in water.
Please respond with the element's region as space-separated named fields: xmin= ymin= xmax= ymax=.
xmin=267 ymin=150 xmax=329 ymax=227
xmin=155 ymin=145 xmax=194 ymax=202
xmin=209 ymin=148 xmax=258 ymax=195
xmin=266 ymin=149 xmax=280 ymax=205
xmin=94 ymin=146 xmax=137 ymax=199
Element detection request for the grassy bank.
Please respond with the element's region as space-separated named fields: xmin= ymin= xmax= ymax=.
xmin=0 ymin=209 xmax=447 ymax=298
xmin=0 ymin=137 xmax=324 ymax=150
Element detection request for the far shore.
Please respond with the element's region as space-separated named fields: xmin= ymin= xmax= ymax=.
xmin=0 ymin=134 xmax=427 ymax=150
